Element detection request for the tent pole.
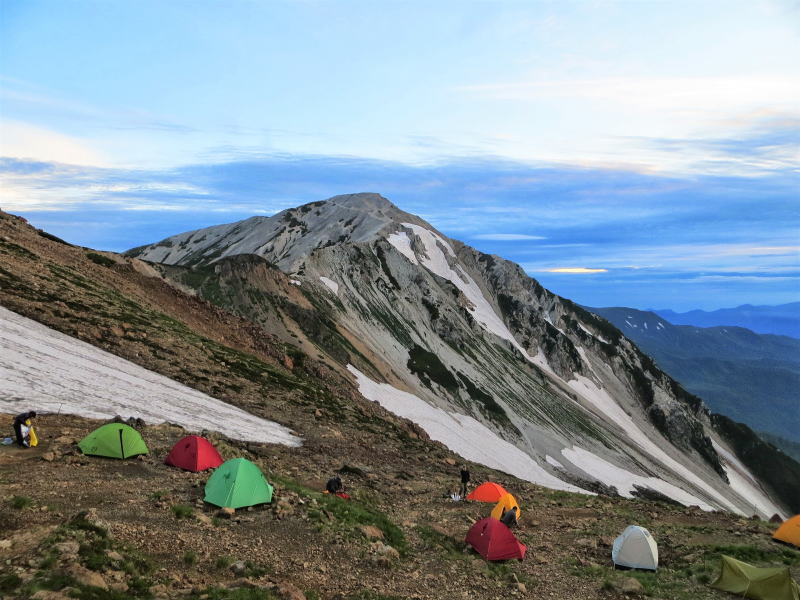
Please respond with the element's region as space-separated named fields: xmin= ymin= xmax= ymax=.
xmin=119 ymin=428 xmax=125 ymax=460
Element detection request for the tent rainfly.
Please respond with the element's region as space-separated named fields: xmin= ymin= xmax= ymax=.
xmin=773 ymin=515 xmax=800 ymax=548
xmin=465 ymin=517 xmax=526 ymax=561
xmin=711 ymin=555 xmax=800 ymax=600
xmin=612 ymin=525 xmax=658 ymax=571
xmin=467 ymin=482 xmax=509 ymax=503
xmin=165 ymin=435 xmax=223 ymax=472
xmin=490 ymin=493 xmax=521 ymax=522
xmin=78 ymin=423 xmax=149 ymax=459
xmin=204 ymin=458 xmax=273 ymax=510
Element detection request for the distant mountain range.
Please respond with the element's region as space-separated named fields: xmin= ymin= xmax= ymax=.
xmin=654 ymin=303 xmax=800 ymax=339
xmin=589 ymin=306 xmax=800 ymax=456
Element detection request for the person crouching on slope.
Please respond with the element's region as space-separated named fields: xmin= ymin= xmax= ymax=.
xmin=500 ymin=506 xmax=518 ymax=529
xmin=326 ymin=474 xmax=343 ymax=495
xmin=13 ymin=411 xmax=37 ymax=447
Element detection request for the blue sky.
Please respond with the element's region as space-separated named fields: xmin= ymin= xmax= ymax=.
xmin=1 ymin=0 xmax=798 ymax=311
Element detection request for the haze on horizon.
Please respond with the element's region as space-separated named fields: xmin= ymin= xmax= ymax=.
xmin=1 ymin=0 xmax=798 ymax=311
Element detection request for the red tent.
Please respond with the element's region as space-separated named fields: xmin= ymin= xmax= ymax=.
xmin=467 ymin=482 xmax=509 ymax=502
xmin=466 ymin=517 xmax=526 ymax=561
xmin=165 ymin=435 xmax=223 ymax=472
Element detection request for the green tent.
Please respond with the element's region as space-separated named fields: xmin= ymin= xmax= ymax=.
xmin=204 ymin=458 xmax=273 ymax=510
xmin=711 ymin=555 xmax=800 ymax=600
xmin=78 ymin=423 xmax=149 ymax=459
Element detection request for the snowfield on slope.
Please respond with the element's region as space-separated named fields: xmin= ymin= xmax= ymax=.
xmin=560 ymin=445 xmax=714 ymax=511
xmin=567 ymin=374 xmax=740 ymax=513
xmin=390 ymin=223 xmax=554 ymax=374
xmin=0 ymin=306 xmax=301 ymax=446
xmin=347 ymin=364 xmax=590 ymax=495
xmin=712 ymin=440 xmax=785 ymax=519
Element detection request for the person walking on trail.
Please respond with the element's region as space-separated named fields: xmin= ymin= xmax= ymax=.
xmin=13 ymin=411 xmax=36 ymax=447
xmin=459 ymin=465 xmax=470 ymax=498
xmin=326 ymin=474 xmax=343 ymax=495
xmin=500 ymin=506 xmax=518 ymax=528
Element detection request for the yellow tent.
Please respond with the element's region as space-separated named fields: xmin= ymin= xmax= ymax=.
xmin=773 ymin=515 xmax=800 ymax=548
xmin=490 ymin=493 xmax=521 ymax=521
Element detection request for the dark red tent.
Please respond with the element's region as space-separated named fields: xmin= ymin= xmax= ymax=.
xmin=164 ymin=435 xmax=223 ymax=472
xmin=465 ymin=517 xmax=526 ymax=561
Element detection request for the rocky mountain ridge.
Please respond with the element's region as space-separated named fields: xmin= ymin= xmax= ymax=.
xmin=2 ymin=206 xmax=800 ymax=600
xmin=655 ymin=303 xmax=800 ymax=339
xmin=588 ymin=306 xmax=800 ymax=447
xmin=128 ymin=193 xmax=795 ymax=516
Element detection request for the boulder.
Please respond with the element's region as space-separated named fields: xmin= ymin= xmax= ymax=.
xmin=31 ymin=591 xmax=71 ymax=600
xmin=65 ymin=564 xmax=108 ymax=589
xmin=277 ymin=581 xmax=306 ymax=600
xmin=53 ymin=542 xmax=79 ymax=558
xmin=230 ymin=560 xmax=248 ymax=575
xmin=359 ymin=525 xmax=384 ymax=540
xmin=616 ymin=577 xmax=644 ymax=595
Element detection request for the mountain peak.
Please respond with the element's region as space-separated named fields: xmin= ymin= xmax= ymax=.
xmin=127 ymin=192 xmax=430 ymax=272
xmin=324 ymin=192 xmax=396 ymax=211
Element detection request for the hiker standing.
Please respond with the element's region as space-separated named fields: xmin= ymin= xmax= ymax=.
xmin=13 ymin=411 xmax=36 ymax=447
xmin=459 ymin=465 xmax=470 ymax=498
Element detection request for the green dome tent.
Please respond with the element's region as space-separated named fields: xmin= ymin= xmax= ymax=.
xmin=78 ymin=423 xmax=149 ymax=459
xmin=711 ymin=555 xmax=800 ymax=600
xmin=204 ymin=458 xmax=273 ymax=510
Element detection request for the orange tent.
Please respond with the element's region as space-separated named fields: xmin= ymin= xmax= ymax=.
xmin=467 ymin=482 xmax=508 ymax=503
xmin=491 ymin=493 xmax=521 ymax=522
xmin=773 ymin=515 xmax=800 ymax=547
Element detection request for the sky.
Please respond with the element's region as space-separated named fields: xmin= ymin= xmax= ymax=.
xmin=1 ymin=0 xmax=798 ymax=311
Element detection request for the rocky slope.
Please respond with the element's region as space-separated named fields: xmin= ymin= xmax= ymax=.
xmin=127 ymin=193 xmax=792 ymax=517
xmin=4 ymin=414 xmax=798 ymax=600
xmin=2 ymin=207 xmax=799 ymax=600
xmin=588 ymin=306 xmax=800 ymax=446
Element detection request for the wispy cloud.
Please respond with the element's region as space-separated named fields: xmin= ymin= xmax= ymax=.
xmin=456 ymin=76 xmax=800 ymax=113
xmin=544 ymin=268 xmax=608 ymax=274
xmin=472 ymin=233 xmax=546 ymax=241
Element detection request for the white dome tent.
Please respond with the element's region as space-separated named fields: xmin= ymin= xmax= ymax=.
xmin=612 ymin=525 xmax=659 ymax=571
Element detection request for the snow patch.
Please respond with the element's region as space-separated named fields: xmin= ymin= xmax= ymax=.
xmin=319 ymin=277 xmax=339 ymax=294
xmin=401 ymin=223 xmax=553 ymax=372
xmin=561 ymin=446 xmax=714 ymax=510
xmin=347 ymin=365 xmax=589 ymax=495
xmin=578 ymin=322 xmax=609 ymax=344
xmin=712 ymin=441 xmax=785 ymax=519
xmin=290 ymin=279 xmax=302 ymax=286
xmin=385 ymin=230 xmax=419 ymax=265
xmin=545 ymin=455 xmax=565 ymax=469
xmin=567 ymin=374 xmax=740 ymax=513
xmin=0 ymin=306 xmax=300 ymax=446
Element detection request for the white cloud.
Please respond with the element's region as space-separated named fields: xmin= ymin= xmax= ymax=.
xmin=0 ymin=120 xmax=108 ymax=167
xmin=456 ymin=76 xmax=800 ymax=115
